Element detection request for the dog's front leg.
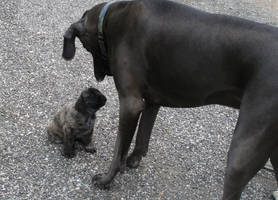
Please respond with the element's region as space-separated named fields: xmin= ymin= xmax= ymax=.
xmin=127 ymin=104 xmax=160 ymax=168
xmin=93 ymin=96 xmax=144 ymax=189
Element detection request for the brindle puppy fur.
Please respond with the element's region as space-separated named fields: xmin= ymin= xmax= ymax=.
xmin=47 ymin=87 xmax=106 ymax=158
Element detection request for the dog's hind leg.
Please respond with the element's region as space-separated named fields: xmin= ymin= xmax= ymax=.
xmin=127 ymin=104 xmax=160 ymax=168
xmin=222 ymin=97 xmax=277 ymax=200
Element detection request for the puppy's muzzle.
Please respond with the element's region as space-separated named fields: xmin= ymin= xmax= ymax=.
xmin=99 ymin=95 xmax=107 ymax=107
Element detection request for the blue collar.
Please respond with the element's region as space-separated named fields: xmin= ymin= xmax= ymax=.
xmin=97 ymin=1 xmax=115 ymax=59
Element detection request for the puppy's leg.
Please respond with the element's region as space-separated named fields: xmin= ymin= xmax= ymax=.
xmin=62 ymin=126 xmax=76 ymax=158
xmin=83 ymin=144 xmax=97 ymax=154
xmin=127 ymin=104 xmax=160 ymax=168
xmin=93 ymin=96 xmax=144 ymax=189
xmin=270 ymin=146 xmax=278 ymax=185
xmin=222 ymin=100 xmax=276 ymax=200
xmin=78 ymin=132 xmax=96 ymax=154
xmin=47 ymin=130 xmax=63 ymax=144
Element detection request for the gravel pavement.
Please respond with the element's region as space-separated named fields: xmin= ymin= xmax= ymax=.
xmin=0 ymin=0 xmax=277 ymax=199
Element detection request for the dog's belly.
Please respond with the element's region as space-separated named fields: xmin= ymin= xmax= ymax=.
xmin=137 ymin=0 xmax=277 ymax=109
xmin=144 ymin=82 xmax=242 ymax=109
xmin=144 ymin=40 xmax=245 ymax=108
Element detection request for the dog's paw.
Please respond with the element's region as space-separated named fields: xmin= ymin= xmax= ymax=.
xmin=92 ymin=174 xmax=111 ymax=190
xmin=126 ymin=154 xmax=142 ymax=168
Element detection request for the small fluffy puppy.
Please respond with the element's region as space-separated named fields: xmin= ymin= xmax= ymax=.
xmin=47 ymin=87 xmax=106 ymax=158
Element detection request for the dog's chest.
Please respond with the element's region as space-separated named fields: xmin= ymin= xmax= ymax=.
xmin=74 ymin=114 xmax=95 ymax=132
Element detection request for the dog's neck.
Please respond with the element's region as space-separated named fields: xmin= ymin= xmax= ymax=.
xmin=97 ymin=1 xmax=115 ymax=60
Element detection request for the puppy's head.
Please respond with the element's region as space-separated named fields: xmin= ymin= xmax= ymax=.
xmin=62 ymin=4 xmax=110 ymax=82
xmin=75 ymin=87 xmax=106 ymax=115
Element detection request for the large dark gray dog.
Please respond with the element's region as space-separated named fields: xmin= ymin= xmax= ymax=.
xmin=62 ymin=0 xmax=278 ymax=199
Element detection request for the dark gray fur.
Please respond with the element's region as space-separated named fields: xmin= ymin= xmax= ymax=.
xmin=47 ymin=87 xmax=106 ymax=158
xmin=63 ymin=0 xmax=278 ymax=199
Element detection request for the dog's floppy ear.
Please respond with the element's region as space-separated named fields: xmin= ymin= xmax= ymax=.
xmin=62 ymin=22 xmax=85 ymax=60
xmin=62 ymin=27 xmax=76 ymax=60
xmin=93 ymin=56 xmax=108 ymax=82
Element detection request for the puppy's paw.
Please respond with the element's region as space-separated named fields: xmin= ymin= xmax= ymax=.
xmin=84 ymin=146 xmax=97 ymax=154
xmin=92 ymin=174 xmax=111 ymax=190
xmin=62 ymin=150 xmax=76 ymax=159
xmin=47 ymin=130 xmax=63 ymax=144
xmin=126 ymin=154 xmax=142 ymax=168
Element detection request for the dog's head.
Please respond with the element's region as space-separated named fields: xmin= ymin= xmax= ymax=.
xmin=63 ymin=4 xmax=111 ymax=82
xmin=75 ymin=87 xmax=107 ymax=115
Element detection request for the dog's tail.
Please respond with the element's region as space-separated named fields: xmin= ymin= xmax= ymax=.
xmin=62 ymin=21 xmax=85 ymax=60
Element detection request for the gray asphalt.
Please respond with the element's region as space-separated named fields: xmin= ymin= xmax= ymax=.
xmin=0 ymin=0 xmax=277 ymax=199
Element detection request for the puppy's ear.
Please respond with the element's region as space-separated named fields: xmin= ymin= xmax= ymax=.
xmin=62 ymin=22 xmax=85 ymax=60
xmin=74 ymin=94 xmax=87 ymax=114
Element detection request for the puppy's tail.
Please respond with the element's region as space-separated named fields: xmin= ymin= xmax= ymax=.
xmin=62 ymin=21 xmax=85 ymax=60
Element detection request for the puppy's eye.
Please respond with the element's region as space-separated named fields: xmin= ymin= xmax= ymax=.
xmin=83 ymin=93 xmax=90 ymax=98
